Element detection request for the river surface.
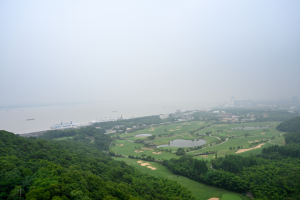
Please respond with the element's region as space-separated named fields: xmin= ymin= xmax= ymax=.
xmin=0 ymin=102 xmax=214 ymax=134
xmin=157 ymin=139 xmax=207 ymax=148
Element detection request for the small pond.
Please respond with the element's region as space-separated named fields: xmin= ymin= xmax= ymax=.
xmin=135 ymin=133 xmax=152 ymax=137
xmin=157 ymin=139 xmax=207 ymax=148
xmin=231 ymin=126 xmax=269 ymax=130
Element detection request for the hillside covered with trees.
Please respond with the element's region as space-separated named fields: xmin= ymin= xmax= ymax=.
xmin=0 ymin=130 xmax=194 ymax=199
xmin=276 ymin=116 xmax=300 ymax=132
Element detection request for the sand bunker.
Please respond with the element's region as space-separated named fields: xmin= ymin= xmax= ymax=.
xmin=199 ymin=155 xmax=208 ymax=158
xmin=261 ymin=132 xmax=265 ymax=135
xmin=255 ymin=140 xmax=259 ymax=142
xmin=169 ymin=130 xmax=174 ymax=131
xmin=137 ymin=161 xmax=156 ymax=169
xmin=152 ymin=152 xmax=162 ymax=154
xmin=134 ymin=150 xmax=144 ymax=153
xmin=235 ymin=143 xmax=265 ymax=153
xmin=175 ymin=129 xmax=180 ymax=130
xmin=227 ymin=131 xmax=233 ymax=132
xmin=148 ymin=128 xmax=155 ymax=131
xmin=248 ymin=141 xmax=253 ymax=143
xmin=189 ymin=135 xmax=193 ymax=137
xmin=116 ymin=144 xmax=124 ymax=146
xmin=207 ymin=198 xmax=219 ymax=200
xmin=177 ymin=126 xmax=182 ymax=128
xmin=147 ymin=166 xmax=157 ymax=170
xmin=198 ymin=123 xmax=204 ymax=125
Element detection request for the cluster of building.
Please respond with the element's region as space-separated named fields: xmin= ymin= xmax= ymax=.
xmin=50 ymin=121 xmax=81 ymax=130
xmin=89 ymin=115 xmax=123 ymax=124
xmin=211 ymin=110 xmax=270 ymax=123
xmin=223 ymin=96 xmax=299 ymax=110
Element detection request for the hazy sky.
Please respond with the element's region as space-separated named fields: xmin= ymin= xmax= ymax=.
xmin=1 ymin=0 xmax=300 ymax=108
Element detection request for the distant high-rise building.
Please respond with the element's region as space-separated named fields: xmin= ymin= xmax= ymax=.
xmin=292 ymin=96 xmax=297 ymax=103
xmin=231 ymin=96 xmax=235 ymax=105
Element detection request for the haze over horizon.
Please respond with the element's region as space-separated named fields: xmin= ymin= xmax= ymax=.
xmin=1 ymin=1 xmax=300 ymax=108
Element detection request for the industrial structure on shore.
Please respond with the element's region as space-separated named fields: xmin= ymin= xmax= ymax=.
xmin=50 ymin=121 xmax=81 ymax=129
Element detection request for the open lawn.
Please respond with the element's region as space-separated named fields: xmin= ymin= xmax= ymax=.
xmin=53 ymin=136 xmax=74 ymax=140
xmin=186 ymin=122 xmax=281 ymax=160
xmin=109 ymin=121 xmax=283 ymax=199
xmin=120 ymin=121 xmax=212 ymax=139
xmin=113 ymin=157 xmax=250 ymax=200
xmin=221 ymin=193 xmax=242 ymax=200
xmin=111 ymin=121 xmax=282 ymax=161
xmin=110 ymin=139 xmax=180 ymax=160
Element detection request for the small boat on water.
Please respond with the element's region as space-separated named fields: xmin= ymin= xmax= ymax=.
xmin=27 ymin=118 xmax=34 ymax=121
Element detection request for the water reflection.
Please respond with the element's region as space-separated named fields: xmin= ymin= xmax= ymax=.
xmin=135 ymin=133 xmax=152 ymax=137
xmin=157 ymin=139 xmax=206 ymax=148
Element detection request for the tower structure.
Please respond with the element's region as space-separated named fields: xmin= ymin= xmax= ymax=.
xmin=231 ymin=96 xmax=235 ymax=106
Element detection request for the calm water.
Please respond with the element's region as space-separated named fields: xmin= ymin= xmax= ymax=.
xmin=231 ymin=126 xmax=269 ymax=130
xmin=157 ymin=139 xmax=207 ymax=148
xmin=135 ymin=133 xmax=152 ymax=137
xmin=0 ymin=102 xmax=214 ymax=134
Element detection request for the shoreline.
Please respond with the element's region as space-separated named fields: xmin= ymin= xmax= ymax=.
xmin=18 ymin=125 xmax=91 ymax=137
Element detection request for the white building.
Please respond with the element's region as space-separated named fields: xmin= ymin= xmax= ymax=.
xmin=160 ymin=114 xmax=169 ymax=119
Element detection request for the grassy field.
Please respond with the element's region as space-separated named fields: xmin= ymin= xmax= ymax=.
xmin=113 ymin=157 xmax=251 ymax=200
xmin=111 ymin=121 xmax=283 ymax=199
xmin=119 ymin=121 xmax=211 ymax=139
xmin=221 ymin=193 xmax=243 ymax=200
xmin=186 ymin=121 xmax=282 ymax=159
xmin=111 ymin=121 xmax=282 ymax=161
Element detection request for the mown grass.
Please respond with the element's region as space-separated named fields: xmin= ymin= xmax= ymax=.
xmin=110 ymin=139 xmax=180 ymax=160
xmin=186 ymin=121 xmax=282 ymax=160
xmin=221 ymin=193 xmax=243 ymax=200
xmin=113 ymin=157 xmax=251 ymax=200
xmin=111 ymin=121 xmax=283 ymax=161
xmin=120 ymin=121 xmax=212 ymax=139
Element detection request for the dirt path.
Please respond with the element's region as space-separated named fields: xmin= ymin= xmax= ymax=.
xmin=246 ymin=191 xmax=254 ymax=199
xmin=85 ymin=135 xmax=94 ymax=143
xmin=235 ymin=143 xmax=265 ymax=153
xmin=107 ymin=141 xmax=113 ymax=154
xmin=211 ymin=136 xmax=220 ymax=140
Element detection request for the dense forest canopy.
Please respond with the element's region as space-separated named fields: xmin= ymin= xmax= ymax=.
xmin=276 ymin=116 xmax=300 ymax=132
xmin=38 ymin=127 xmax=112 ymax=151
xmin=0 ymin=130 xmax=194 ymax=199
xmin=285 ymin=131 xmax=300 ymax=144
